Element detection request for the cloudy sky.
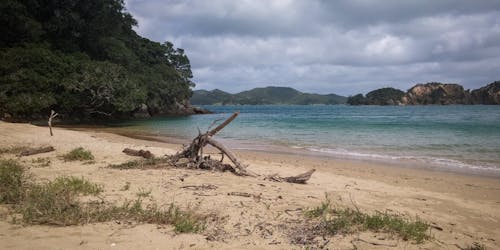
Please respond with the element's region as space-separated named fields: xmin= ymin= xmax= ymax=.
xmin=125 ymin=0 xmax=500 ymax=96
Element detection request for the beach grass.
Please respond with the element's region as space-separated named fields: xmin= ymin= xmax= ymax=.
xmin=136 ymin=188 xmax=151 ymax=197
xmin=31 ymin=157 xmax=51 ymax=167
xmin=107 ymin=157 xmax=172 ymax=170
xmin=61 ymin=147 xmax=94 ymax=161
xmin=305 ymin=197 xmax=430 ymax=243
xmin=0 ymin=159 xmax=29 ymax=204
xmin=0 ymin=159 xmax=206 ymax=232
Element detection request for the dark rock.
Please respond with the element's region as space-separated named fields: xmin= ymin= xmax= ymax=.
xmin=132 ymin=104 xmax=151 ymax=118
xmin=471 ymin=81 xmax=500 ymax=104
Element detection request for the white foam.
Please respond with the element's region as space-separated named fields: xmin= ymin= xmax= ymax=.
xmin=303 ymin=146 xmax=500 ymax=173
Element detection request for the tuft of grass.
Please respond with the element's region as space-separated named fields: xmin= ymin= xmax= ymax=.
xmin=136 ymin=188 xmax=151 ymax=198
xmin=326 ymin=208 xmax=429 ymax=243
xmin=95 ymin=201 xmax=205 ymax=233
xmin=305 ymin=198 xmax=430 ymax=244
xmin=50 ymin=176 xmax=103 ymax=195
xmin=61 ymin=147 xmax=94 ymax=162
xmin=19 ymin=176 xmax=103 ymax=225
xmin=305 ymin=196 xmax=331 ymax=218
xmin=463 ymin=242 xmax=486 ymax=250
xmin=31 ymin=157 xmax=51 ymax=167
xmin=108 ymin=157 xmax=171 ymax=170
xmin=0 ymin=159 xmax=29 ymax=204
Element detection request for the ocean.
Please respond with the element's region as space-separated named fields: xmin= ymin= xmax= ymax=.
xmin=110 ymin=105 xmax=500 ymax=177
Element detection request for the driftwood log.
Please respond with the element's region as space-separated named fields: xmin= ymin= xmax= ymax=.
xmin=265 ymin=169 xmax=316 ymax=184
xmin=122 ymin=148 xmax=154 ymax=159
xmin=18 ymin=146 xmax=55 ymax=157
xmin=170 ymin=111 xmax=315 ymax=183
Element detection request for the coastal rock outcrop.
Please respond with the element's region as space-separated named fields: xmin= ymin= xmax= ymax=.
xmin=471 ymin=81 xmax=500 ymax=104
xmin=400 ymin=83 xmax=471 ymax=105
xmin=347 ymin=87 xmax=405 ymax=105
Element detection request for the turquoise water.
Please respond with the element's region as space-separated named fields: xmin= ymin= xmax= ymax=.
xmin=112 ymin=105 xmax=500 ymax=176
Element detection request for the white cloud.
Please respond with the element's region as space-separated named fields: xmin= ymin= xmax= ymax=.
xmin=125 ymin=0 xmax=500 ymax=95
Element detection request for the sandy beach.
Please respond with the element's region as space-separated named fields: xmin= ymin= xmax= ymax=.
xmin=1 ymin=121 xmax=499 ymax=249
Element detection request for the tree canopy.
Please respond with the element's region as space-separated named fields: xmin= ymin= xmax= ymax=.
xmin=0 ymin=0 xmax=194 ymax=121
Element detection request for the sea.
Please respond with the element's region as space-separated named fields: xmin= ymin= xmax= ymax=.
xmin=109 ymin=105 xmax=500 ymax=177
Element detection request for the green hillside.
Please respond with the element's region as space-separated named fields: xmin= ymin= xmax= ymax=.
xmin=1 ymin=0 xmax=194 ymax=121
xmin=191 ymin=86 xmax=347 ymax=105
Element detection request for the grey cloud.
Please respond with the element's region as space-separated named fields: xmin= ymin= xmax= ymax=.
xmin=125 ymin=0 xmax=500 ymax=95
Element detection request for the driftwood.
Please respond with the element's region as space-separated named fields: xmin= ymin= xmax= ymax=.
xmin=265 ymin=169 xmax=316 ymax=184
xmin=227 ymin=192 xmax=252 ymax=197
xmin=18 ymin=146 xmax=55 ymax=157
xmin=171 ymin=112 xmax=256 ymax=176
xmin=181 ymin=184 xmax=218 ymax=190
xmin=122 ymin=148 xmax=154 ymax=159
xmin=48 ymin=110 xmax=58 ymax=136
xmin=169 ymin=111 xmax=315 ymax=184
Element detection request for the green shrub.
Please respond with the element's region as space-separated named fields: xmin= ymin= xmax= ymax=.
xmin=0 ymin=159 xmax=206 ymax=232
xmin=62 ymin=147 xmax=94 ymax=161
xmin=0 ymin=159 xmax=28 ymax=204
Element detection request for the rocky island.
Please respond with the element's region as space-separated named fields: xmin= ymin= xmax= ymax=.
xmin=347 ymin=81 xmax=500 ymax=105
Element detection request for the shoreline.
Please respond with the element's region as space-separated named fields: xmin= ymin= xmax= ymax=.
xmin=73 ymin=125 xmax=500 ymax=203
xmin=1 ymin=121 xmax=499 ymax=249
xmin=75 ymin=126 xmax=500 ymax=179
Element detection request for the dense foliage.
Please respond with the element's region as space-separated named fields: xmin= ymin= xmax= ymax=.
xmin=0 ymin=0 xmax=194 ymax=121
xmin=347 ymin=88 xmax=405 ymax=105
xmin=191 ymin=87 xmax=347 ymax=105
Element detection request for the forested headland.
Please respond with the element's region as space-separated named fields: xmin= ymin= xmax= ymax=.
xmin=1 ymin=0 xmax=198 ymax=122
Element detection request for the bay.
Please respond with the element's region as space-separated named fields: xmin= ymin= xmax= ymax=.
xmin=110 ymin=105 xmax=500 ymax=177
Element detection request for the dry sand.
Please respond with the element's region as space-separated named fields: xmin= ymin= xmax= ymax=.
xmin=1 ymin=121 xmax=499 ymax=249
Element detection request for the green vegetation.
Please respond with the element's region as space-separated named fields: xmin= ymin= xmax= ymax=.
xmin=136 ymin=188 xmax=151 ymax=198
xmin=191 ymin=87 xmax=347 ymax=105
xmin=305 ymin=197 xmax=430 ymax=243
xmin=31 ymin=157 xmax=51 ymax=167
xmin=20 ymin=176 xmax=103 ymax=225
xmin=347 ymin=81 xmax=500 ymax=105
xmin=62 ymin=147 xmax=94 ymax=161
xmin=347 ymin=87 xmax=405 ymax=105
xmin=1 ymin=0 xmax=194 ymax=121
xmin=0 ymin=159 xmax=28 ymax=204
xmin=0 ymin=159 xmax=205 ymax=232
xmin=108 ymin=157 xmax=171 ymax=169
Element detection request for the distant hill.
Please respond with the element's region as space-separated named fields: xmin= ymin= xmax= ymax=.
xmin=191 ymin=87 xmax=347 ymax=105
